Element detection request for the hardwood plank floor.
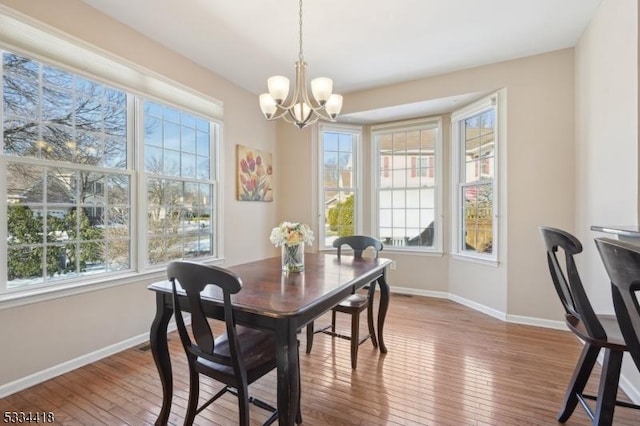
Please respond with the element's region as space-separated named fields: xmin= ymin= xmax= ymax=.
xmin=2 ymin=294 xmax=640 ymax=425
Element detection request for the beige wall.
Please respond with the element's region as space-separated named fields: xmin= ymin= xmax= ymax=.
xmin=574 ymin=0 xmax=640 ymax=396
xmin=0 ymin=0 xmax=278 ymax=388
xmin=278 ymin=50 xmax=575 ymax=321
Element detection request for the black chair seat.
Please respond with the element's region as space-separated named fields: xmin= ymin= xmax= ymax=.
xmin=566 ymin=314 xmax=627 ymax=350
xmin=197 ymin=326 xmax=277 ymax=384
xmin=334 ymin=294 xmax=368 ymax=311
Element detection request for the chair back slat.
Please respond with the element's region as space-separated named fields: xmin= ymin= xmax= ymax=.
xmin=539 ymin=226 xmax=606 ymax=339
xmin=333 ymin=235 xmax=383 ymax=259
xmin=167 ymin=261 xmax=243 ymax=356
xmin=595 ymin=237 xmax=640 ymax=371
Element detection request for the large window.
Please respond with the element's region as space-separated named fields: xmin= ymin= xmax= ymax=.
xmin=144 ymin=101 xmax=215 ymax=265
xmin=451 ymin=93 xmax=500 ymax=260
xmin=372 ymin=118 xmax=441 ymax=251
xmin=318 ymin=125 xmax=360 ymax=248
xmin=1 ymin=50 xmax=219 ymax=294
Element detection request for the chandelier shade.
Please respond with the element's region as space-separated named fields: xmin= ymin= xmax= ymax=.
xmin=259 ymin=0 xmax=343 ymax=129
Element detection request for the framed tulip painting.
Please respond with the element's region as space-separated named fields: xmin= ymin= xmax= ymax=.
xmin=236 ymin=144 xmax=273 ymax=201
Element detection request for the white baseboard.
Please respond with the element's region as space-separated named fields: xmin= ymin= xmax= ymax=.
xmin=506 ymin=313 xmax=568 ymax=331
xmin=619 ymin=371 xmax=640 ymax=405
xmin=0 ymin=321 xmax=181 ymax=399
xmin=448 ymin=293 xmax=507 ymax=322
xmin=389 ymin=285 xmax=448 ymax=299
xmin=390 ymin=285 xmax=566 ymax=329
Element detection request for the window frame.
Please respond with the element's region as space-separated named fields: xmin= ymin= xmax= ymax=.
xmin=0 ymin=22 xmax=223 ymax=304
xmin=316 ymin=123 xmax=362 ymax=250
xmin=450 ymin=91 xmax=503 ymax=264
xmin=371 ymin=117 xmax=443 ymax=253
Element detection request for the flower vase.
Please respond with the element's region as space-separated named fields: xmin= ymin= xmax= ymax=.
xmin=281 ymin=243 xmax=304 ymax=272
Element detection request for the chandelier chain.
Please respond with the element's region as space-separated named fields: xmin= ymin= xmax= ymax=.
xmin=298 ymin=0 xmax=304 ymax=62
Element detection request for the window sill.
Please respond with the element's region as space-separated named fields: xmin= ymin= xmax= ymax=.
xmin=0 ymin=257 xmax=225 ymax=311
xmin=382 ymin=248 xmax=444 ymax=257
xmin=451 ymin=253 xmax=499 ymax=267
xmin=318 ymin=247 xmax=444 ymax=257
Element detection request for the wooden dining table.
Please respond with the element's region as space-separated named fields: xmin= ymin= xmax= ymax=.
xmin=148 ymin=252 xmax=392 ymax=425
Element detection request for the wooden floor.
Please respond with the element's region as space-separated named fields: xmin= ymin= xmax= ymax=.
xmin=3 ymin=294 xmax=640 ymax=425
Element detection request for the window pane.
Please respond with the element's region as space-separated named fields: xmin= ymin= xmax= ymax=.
xmin=325 ymin=191 xmax=354 ymax=246
xmin=163 ymin=122 xmax=180 ymax=151
xmin=463 ymin=183 xmax=493 ymax=254
xmin=163 ymin=150 xmax=180 ymax=176
xmin=6 ymin=167 xmax=129 ymax=289
xmin=374 ymin=122 xmax=439 ymax=249
xmin=144 ymin=98 xmax=216 ymax=266
xmin=3 ymin=52 xmax=127 ymax=166
xmin=320 ymin=129 xmax=357 ymax=247
xmin=182 ymin=126 xmax=196 ymax=153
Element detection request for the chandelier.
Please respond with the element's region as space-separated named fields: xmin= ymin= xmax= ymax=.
xmin=259 ymin=0 xmax=343 ymax=129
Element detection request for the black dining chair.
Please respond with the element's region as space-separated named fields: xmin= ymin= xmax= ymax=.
xmin=539 ymin=226 xmax=640 ymax=425
xmin=595 ymin=237 xmax=640 ymax=373
xmin=305 ymin=235 xmax=383 ymax=369
xmin=168 ymin=261 xmax=301 ymax=426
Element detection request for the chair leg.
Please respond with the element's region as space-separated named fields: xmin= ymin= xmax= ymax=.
xmin=350 ymin=312 xmax=360 ymax=369
xmin=185 ymin=368 xmax=199 ymax=426
xmin=557 ymin=343 xmax=600 ymax=422
xmin=593 ymin=348 xmax=623 ymax=426
xmin=236 ymin=384 xmax=250 ymax=426
xmin=331 ymin=310 xmax=337 ymax=333
xmin=306 ymin=322 xmax=314 ymax=354
xmin=367 ymin=284 xmax=378 ymax=349
xmin=367 ymin=305 xmax=378 ymax=349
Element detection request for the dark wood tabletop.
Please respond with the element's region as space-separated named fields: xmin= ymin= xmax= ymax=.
xmin=148 ymin=252 xmax=392 ymax=425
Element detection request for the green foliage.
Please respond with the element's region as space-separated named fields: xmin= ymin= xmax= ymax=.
xmin=60 ymin=209 xmax=104 ymax=272
xmin=7 ymin=205 xmax=104 ymax=281
xmin=7 ymin=205 xmax=61 ymax=280
xmin=327 ymin=194 xmax=354 ymax=237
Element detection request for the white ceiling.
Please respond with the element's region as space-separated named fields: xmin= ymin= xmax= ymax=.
xmin=81 ymin=0 xmax=601 ymax=122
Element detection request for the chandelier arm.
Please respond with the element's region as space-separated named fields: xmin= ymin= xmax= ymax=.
xmin=285 ymin=109 xmax=320 ymax=129
xmin=310 ymin=107 xmax=337 ymax=121
xmin=265 ymin=106 xmax=290 ymax=121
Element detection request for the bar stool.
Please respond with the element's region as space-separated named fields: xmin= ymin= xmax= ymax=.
xmin=539 ymin=226 xmax=640 ymax=425
xmin=595 ymin=237 xmax=640 ymax=373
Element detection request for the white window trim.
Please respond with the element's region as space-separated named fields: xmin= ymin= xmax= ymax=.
xmin=316 ymin=123 xmax=363 ymax=250
xmin=450 ymin=90 xmax=505 ymax=265
xmin=370 ymin=117 xmax=444 ymax=254
xmin=0 ymin=10 xmax=225 ymax=306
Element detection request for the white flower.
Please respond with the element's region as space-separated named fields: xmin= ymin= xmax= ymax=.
xmin=270 ymin=221 xmax=314 ymax=247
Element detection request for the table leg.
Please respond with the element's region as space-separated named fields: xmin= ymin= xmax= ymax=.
xmin=275 ymin=322 xmax=300 ymax=426
xmin=150 ymin=293 xmax=174 ymax=426
xmin=376 ymin=271 xmax=390 ymax=354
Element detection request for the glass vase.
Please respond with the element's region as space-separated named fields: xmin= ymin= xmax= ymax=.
xmin=281 ymin=243 xmax=304 ymax=272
